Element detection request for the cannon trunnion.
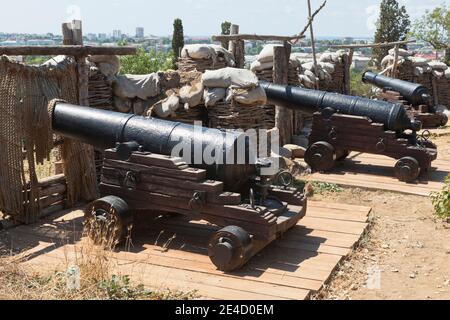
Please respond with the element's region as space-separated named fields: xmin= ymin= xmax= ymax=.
xmin=51 ymin=102 xmax=307 ymax=272
xmin=362 ymin=71 xmax=448 ymax=128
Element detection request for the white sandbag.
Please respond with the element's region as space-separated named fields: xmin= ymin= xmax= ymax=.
xmin=202 ymin=68 xmax=259 ymax=88
xmin=381 ymin=55 xmax=394 ymax=69
xmin=388 ymin=48 xmax=411 ymax=57
xmin=114 ymin=74 xmax=161 ymax=100
xmin=432 ymin=70 xmax=445 ymax=79
xmin=41 ymin=55 xmax=70 ymax=66
xmin=414 ymin=67 xmax=424 ymax=76
xmin=257 ymin=44 xmax=282 ymax=63
xmin=179 ymin=81 xmax=204 ymax=109
xmin=226 ymin=85 xmax=267 ymax=105
xmin=304 ymin=70 xmax=317 ymax=81
xmin=321 ymin=52 xmax=343 ymax=64
xmin=203 ymin=88 xmax=227 ymax=107
xmin=151 ymin=95 xmax=180 ymax=118
xmin=88 ymin=55 xmax=120 ymax=77
xmin=408 ymin=56 xmax=429 ymax=67
xmin=181 ymin=44 xmax=216 ymax=60
xmin=209 ymin=44 xmax=236 ymax=67
xmin=445 ymin=68 xmax=450 ymax=79
xmin=319 ymin=62 xmax=335 ymax=74
xmin=302 ymin=62 xmax=315 ymax=72
xmin=428 ymin=61 xmax=448 ymax=71
xmin=299 ymin=75 xmax=315 ymax=89
xmin=113 ymin=96 xmax=132 ymax=113
xmin=250 ymin=60 xmax=274 ymax=72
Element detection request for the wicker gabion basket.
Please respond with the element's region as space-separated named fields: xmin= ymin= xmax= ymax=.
xmin=207 ymin=101 xmax=270 ymax=131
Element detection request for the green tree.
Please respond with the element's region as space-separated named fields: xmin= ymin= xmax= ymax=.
xmin=119 ymin=48 xmax=175 ymax=75
xmin=373 ymin=0 xmax=411 ymax=66
xmin=220 ymin=21 xmax=232 ymax=49
xmin=172 ymin=18 xmax=184 ymax=59
xmin=410 ymin=5 xmax=450 ymax=64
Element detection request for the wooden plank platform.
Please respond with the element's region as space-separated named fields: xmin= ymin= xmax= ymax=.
xmin=4 ymin=201 xmax=371 ymax=300
xmin=306 ymin=152 xmax=449 ymax=196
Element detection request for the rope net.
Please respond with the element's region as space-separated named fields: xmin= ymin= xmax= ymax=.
xmin=0 ymin=56 xmax=98 ymax=223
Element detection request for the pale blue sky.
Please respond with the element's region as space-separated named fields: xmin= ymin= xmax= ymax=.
xmin=0 ymin=0 xmax=446 ymax=37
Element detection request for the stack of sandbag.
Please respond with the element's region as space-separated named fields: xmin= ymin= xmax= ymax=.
xmin=203 ymin=68 xmax=269 ymax=130
xmin=112 ymin=73 xmax=162 ymax=115
xmin=250 ymin=44 xmax=302 ymax=131
xmin=383 ymin=49 xmax=450 ymax=108
xmin=295 ymin=51 xmax=348 ymax=93
xmin=177 ymin=44 xmax=236 ymax=73
xmin=251 ymin=44 xmax=301 ymax=85
xmin=142 ymin=70 xmax=207 ymax=125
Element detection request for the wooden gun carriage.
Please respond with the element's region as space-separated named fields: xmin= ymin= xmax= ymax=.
xmin=305 ymin=112 xmax=437 ymax=182
xmin=261 ymin=81 xmax=439 ymax=183
xmin=51 ymin=102 xmax=307 ymax=272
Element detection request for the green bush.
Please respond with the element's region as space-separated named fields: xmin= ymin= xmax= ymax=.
xmin=350 ymin=70 xmax=374 ymax=98
xmin=119 ymin=48 xmax=175 ymax=75
xmin=431 ymin=175 xmax=450 ymax=220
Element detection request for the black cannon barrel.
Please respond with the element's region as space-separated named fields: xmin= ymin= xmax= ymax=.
xmin=260 ymin=81 xmax=422 ymax=132
xmin=51 ymin=102 xmax=258 ymax=190
xmin=362 ymin=71 xmax=431 ymax=106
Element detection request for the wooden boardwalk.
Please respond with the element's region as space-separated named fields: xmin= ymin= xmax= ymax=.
xmin=306 ymin=153 xmax=449 ymax=196
xmin=5 ymin=201 xmax=371 ymax=300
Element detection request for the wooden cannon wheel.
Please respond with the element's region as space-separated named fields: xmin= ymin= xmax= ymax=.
xmin=84 ymin=196 xmax=134 ymax=247
xmin=305 ymin=141 xmax=337 ymax=172
xmin=208 ymin=226 xmax=253 ymax=272
xmin=394 ymin=157 xmax=420 ymax=183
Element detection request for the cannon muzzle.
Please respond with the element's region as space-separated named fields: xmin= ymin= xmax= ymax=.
xmin=260 ymin=81 xmax=421 ymax=132
xmin=362 ymin=71 xmax=431 ymax=106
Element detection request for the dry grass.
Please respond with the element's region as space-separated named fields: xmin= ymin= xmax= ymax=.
xmin=0 ymin=224 xmax=196 ymax=300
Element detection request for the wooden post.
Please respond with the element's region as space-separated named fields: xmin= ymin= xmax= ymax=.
xmin=392 ymin=44 xmax=400 ymax=78
xmin=274 ymin=45 xmax=292 ymax=146
xmin=307 ymin=0 xmax=319 ymax=90
xmin=228 ymin=24 xmax=245 ymax=68
xmin=344 ymin=48 xmax=354 ymax=95
xmin=62 ymin=20 xmax=89 ymax=106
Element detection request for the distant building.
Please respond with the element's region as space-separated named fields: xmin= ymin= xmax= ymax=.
xmin=136 ymin=27 xmax=144 ymax=39
xmin=113 ymin=30 xmax=122 ymax=40
xmin=98 ymin=33 xmax=107 ymax=41
xmin=86 ymin=33 xmax=97 ymax=41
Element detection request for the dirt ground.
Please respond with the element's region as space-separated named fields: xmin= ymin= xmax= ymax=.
xmin=312 ymin=134 xmax=450 ymax=300
xmin=312 ymin=189 xmax=449 ymax=300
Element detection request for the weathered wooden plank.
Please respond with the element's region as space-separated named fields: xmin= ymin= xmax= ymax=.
xmin=104 ymin=151 xmax=187 ymax=170
xmin=103 ymin=159 xmax=207 ymax=181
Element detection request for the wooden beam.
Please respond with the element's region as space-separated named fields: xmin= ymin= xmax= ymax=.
xmin=329 ymin=40 xmax=415 ymax=49
xmin=392 ymin=44 xmax=400 ymax=78
xmin=213 ymin=34 xmax=305 ymax=42
xmin=0 ymin=45 xmax=137 ymax=57
xmin=307 ymin=0 xmax=319 ymax=90
xmin=344 ymin=48 xmax=355 ymax=94
xmin=295 ymin=0 xmax=327 ymax=42
xmin=274 ymin=45 xmax=293 ymax=146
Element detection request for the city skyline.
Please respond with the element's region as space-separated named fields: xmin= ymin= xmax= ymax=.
xmin=0 ymin=0 xmax=445 ymax=37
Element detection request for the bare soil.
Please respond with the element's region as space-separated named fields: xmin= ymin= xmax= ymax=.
xmin=313 ymin=134 xmax=450 ymax=300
